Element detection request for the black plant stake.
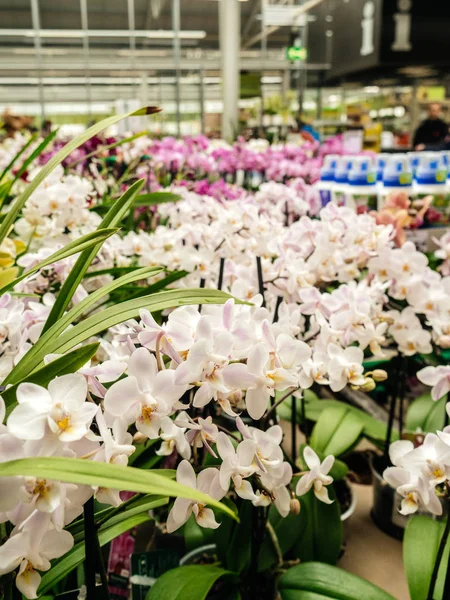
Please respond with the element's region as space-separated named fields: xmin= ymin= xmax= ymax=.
xmin=83 ymin=498 xmax=97 ymax=599
xmin=427 ymin=496 xmax=450 ymax=600
xmin=256 ymin=256 xmax=266 ymax=308
xmin=397 ymin=356 xmax=407 ymax=438
xmin=83 ymin=497 xmax=110 ymax=600
xmin=217 ymin=257 xmax=225 ymax=291
xmin=273 ymin=295 xmax=283 ymax=324
xmin=291 ymin=395 xmax=298 ymax=464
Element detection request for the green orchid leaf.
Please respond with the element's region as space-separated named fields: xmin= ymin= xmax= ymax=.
xmin=291 ymin=487 xmax=342 ymax=565
xmin=6 ymin=289 xmax=239 ymax=384
xmin=310 ymin=406 xmax=364 ymax=458
xmin=0 ymin=106 xmax=160 ymax=245
xmin=146 ymin=565 xmax=237 ymax=600
xmin=41 ymin=178 xmax=146 ymax=332
xmin=0 ymin=458 xmax=238 ymax=521
xmin=0 ymin=132 xmax=39 ymax=183
xmin=134 ymin=192 xmax=181 ymax=206
xmin=0 ymin=228 xmax=118 ymax=294
xmin=406 ymin=393 xmax=447 ymax=434
xmin=278 ymin=562 xmax=395 ymax=599
xmin=2 ymin=343 xmax=99 ymax=412
xmin=404 ymin=515 xmax=450 ymax=600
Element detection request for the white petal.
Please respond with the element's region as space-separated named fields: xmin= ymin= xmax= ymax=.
xmin=223 ymin=363 xmax=256 ymax=389
xmin=104 ymin=376 xmax=141 ymax=418
xmin=16 ymin=563 xmax=41 ymax=599
xmin=417 ymin=366 xmax=440 ymax=386
xmin=40 ymin=529 xmax=74 ymax=560
xmin=152 ymin=369 xmax=187 ymax=404
xmin=321 ymin=454 xmax=335 ymax=475
xmin=0 ymin=532 xmax=28 ymax=575
xmin=296 ymin=473 xmax=313 ymax=497
xmin=303 ymin=446 xmax=320 ymax=470
xmin=245 ymin=387 xmax=269 ymax=420
xmin=193 ymin=383 xmax=213 ymax=408
xmin=195 ymin=507 xmax=220 ymax=529
xmin=7 ymin=404 xmax=47 ymax=440
xmin=216 ymin=431 xmax=235 ymax=460
xmin=389 ymin=440 xmax=414 ymax=466
xmin=197 ymin=468 xmax=220 ymax=494
xmin=383 ymin=466 xmax=411 ymax=488
xmin=236 ymin=439 xmax=257 ymax=467
xmin=432 ymin=377 xmax=450 ymax=402
xmin=176 ymin=460 xmax=197 ymax=489
xmin=247 ymin=343 xmax=269 ymax=376
xmin=16 ymin=382 xmax=51 ymax=409
xmin=167 ymin=497 xmax=192 ymax=532
xmin=128 ymin=348 xmax=157 ymax=392
xmin=274 ymin=485 xmax=291 ymax=517
xmin=48 ymin=374 xmax=87 ymax=412
xmin=314 ymin=482 xmax=333 ymax=504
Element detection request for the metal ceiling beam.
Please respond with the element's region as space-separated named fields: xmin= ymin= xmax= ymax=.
xmin=242 ymin=0 xmax=325 ymax=49
xmin=241 ymin=0 xmax=261 ymax=42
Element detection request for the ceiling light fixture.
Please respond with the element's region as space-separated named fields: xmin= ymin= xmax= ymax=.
xmin=0 ymin=29 xmax=206 ymax=40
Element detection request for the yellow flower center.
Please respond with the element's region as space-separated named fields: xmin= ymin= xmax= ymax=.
xmin=56 ymin=416 xmax=70 ymax=432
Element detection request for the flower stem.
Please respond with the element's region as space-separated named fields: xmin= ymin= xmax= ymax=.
xmin=263 ymin=388 xmax=298 ymax=426
xmin=427 ymin=508 xmax=450 ymax=600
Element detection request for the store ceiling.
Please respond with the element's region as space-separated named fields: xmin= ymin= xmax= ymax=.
xmin=0 ymin=0 xmax=291 ymax=49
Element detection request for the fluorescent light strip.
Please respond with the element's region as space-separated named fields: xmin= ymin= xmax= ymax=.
xmin=0 ymin=29 xmax=206 ymax=39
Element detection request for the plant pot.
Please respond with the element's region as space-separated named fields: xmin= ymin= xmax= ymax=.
xmin=179 ymin=544 xmax=217 ymax=566
xmin=370 ymin=454 xmax=446 ymax=539
xmin=180 ymin=545 xmax=239 ymax=600
xmin=340 ymin=479 xmax=357 ymax=523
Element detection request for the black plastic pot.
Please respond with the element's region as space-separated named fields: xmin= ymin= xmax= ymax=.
xmin=370 ymin=454 xmax=446 ymax=539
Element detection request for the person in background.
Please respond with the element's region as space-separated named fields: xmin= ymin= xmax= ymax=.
xmin=295 ymin=116 xmax=320 ymax=143
xmin=413 ymin=102 xmax=448 ymax=150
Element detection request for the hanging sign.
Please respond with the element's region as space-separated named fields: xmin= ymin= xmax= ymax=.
xmin=286 ymin=46 xmax=308 ymax=62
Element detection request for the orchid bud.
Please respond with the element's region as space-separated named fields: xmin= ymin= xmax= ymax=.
xmin=372 ymin=369 xmax=388 ymax=382
xmin=290 ymin=498 xmax=301 ymax=515
xmin=133 ymin=432 xmax=147 ymax=444
xmin=360 ymin=378 xmax=376 ymax=392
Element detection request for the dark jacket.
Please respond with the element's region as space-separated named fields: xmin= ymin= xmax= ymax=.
xmin=413 ymin=118 xmax=448 ymax=146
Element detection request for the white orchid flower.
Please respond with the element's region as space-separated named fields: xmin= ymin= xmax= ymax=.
xmin=296 ymin=447 xmax=334 ymax=504
xmin=166 ymin=461 xmax=224 ymax=533
xmin=7 ymin=374 xmax=98 ymax=444
xmin=104 ymin=347 xmax=186 ymax=438
xmin=0 ymin=513 xmax=74 ymax=599
xmin=156 ymin=416 xmax=191 ymax=459
xmin=327 ymin=343 xmax=365 ymax=392
xmin=223 ymin=342 xmax=298 ymax=420
xmin=216 ymin=432 xmax=257 ymax=500
xmin=418 ymin=365 xmax=450 ymax=401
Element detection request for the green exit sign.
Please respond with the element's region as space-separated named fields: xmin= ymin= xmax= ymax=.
xmin=286 ymin=46 xmax=308 ymax=61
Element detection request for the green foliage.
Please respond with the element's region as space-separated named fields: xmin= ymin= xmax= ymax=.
xmin=258 ymin=504 xmax=308 ymax=572
xmin=404 ymin=515 xmax=449 ymax=600
xmin=6 ymin=288 xmax=236 ymax=385
xmin=278 ymin=562 xmax=395 ymax=599
xmin=41 ymin=178 xmax=146 ymax=332
xmin=279 ymin=396 xmax=397 ymax=445
xmin=406 ymin=393 xmax=447 ymax=434
xmin=310 ymin=406 xmax=364 ymax=458
xmin=0 ymin=107 xmax=160 ymax=245
xmin=146 ymin=565 xmax=237 ymax=600
xmin=2 ymin=343 xmax=99 ymax=413
xmin=0 ymin=228 xmax=118 ymax=294
xmin=0 ymin=458 xmax=238 ymax=520
xmin=290 ymin=487 xmax=342 ymax=565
